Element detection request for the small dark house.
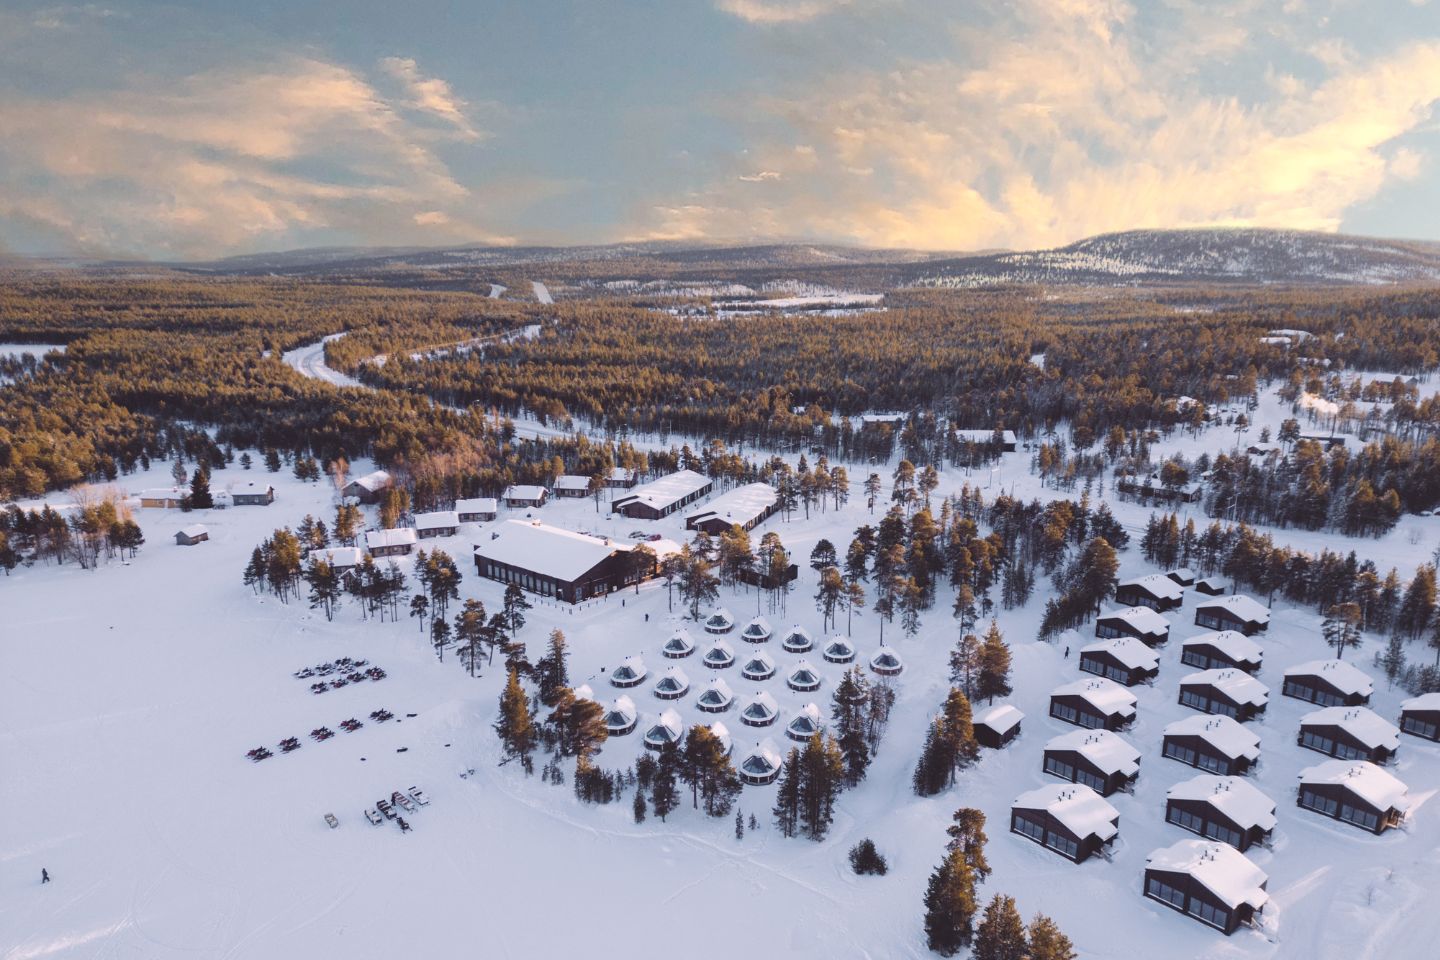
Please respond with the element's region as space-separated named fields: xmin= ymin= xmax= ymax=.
xmin=1281 ymin=660 xmax=1373 ymax=707
xmin=1180 ymin=631 xmax=1263 ymax=674
xmin=1042 ymin=729 xmax=1141 ymax=796
xmin=1177 ymin=670 xmax=1269 ymax=721
xmin=1297 ymin=759 xmax=1410 ymax=834
xmin=1094 ymin=606 xmax=1171 ymax=646
xmin=1297 ymin=707 xmax=1399 ymax=764
xmin=1010 ymin=784 xmax=1119 ymax=864
xmin=1193 ymin=595 xmax=1270 ymax=635
xmin=1161 ymin=716 xmax=1260 ymax=777
xmin=1400 ymin=693 xmax=1440 ymax=742
xmin=1143 ymin=839 xmax=1269 ymax=935
xmin=1049 ymin=678 xmax=1138 ymax=731
xmin=1079 ymin=637 xmax=1160 ymax=686
xmin=1165 ymin=774 xmax=1276 ymax=852
xmin=974 ymin=704 xmax=1024 ymax=749
xmin=1115 ymin=574 xmax=1185 ymax=612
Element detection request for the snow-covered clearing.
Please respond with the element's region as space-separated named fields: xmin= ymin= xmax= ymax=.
xmin=0 ymin=343 xmax=65 ymax=360
xmin=280 ymin=334 xmax=366 ymax=390
xmin=6 ymin=421 xmax=1440 ymax=959
xmin=531 ymin=281 xmax=553 ymax=304
xmin=487 ymin=283 xmax=505 ymax=299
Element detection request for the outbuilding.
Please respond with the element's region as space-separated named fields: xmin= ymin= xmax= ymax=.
xmin=1167 ymin=568 xmax=1197 ymax=587
xmin=366 ymin=527 xmax=417 ymax=558
xmin=414 ymin=510 xmax=459 ymax=539
xmin=1281 ymin=660 xmax=1373 ymax=707
xmin=1079 ymin=637 xmax=1160 ymax=686
xmin=1400 ymin=692 xmax=1440 ymax=742
xmin=455 ymin=497 xmax=498 ymax=522
xmin=1297 ymin=760 xmax=1410 ymax=834
xmin=1165 ymin=775 xmax=1276 ymax=852
xmin=1143 ymin=839 xmax=1268 ymax=935
xmin=1115 ymin=574 xmax=1185 ymax=612
xmin=343 ymin=470 xmax=392 ymax=504
xmin=1049 ymin=678 xmax=1138 ymax=731
xmin=1010 ymin=784 xmax=1119 ymax=864
xmin=974 ymin=704 xmax=1024 ymax=749
xmin=1194 ymin=577 xmax=1228 ymax=596
xmin=502 ymin=485 xmax=549 ymax=508
xmin=1095 ymin=606 xmax=1171 ymax=646
xmin=228 ymin=480 xmax=275 ymax=506
xmin=611 ymin=469 xmax=713 ymax=520
xmin=1297 ymin=707 xmax=1399 ymax=764
xmin=1194 ymin=595 xmax=1270 ymax=635
xmin=174 ymin=524 xmax=209 ymax=546
xmin=1162 ymin=716 xmax=1260 ymax=776
xmin=552 ymin=475 xmax=593 ymax=498
xmin=1178 ymin=670 xmax=1269 ymax=721
xmin=1042 ymin=729 xmax=1140 ymax=796
xmin=1180 ymin=631 xmax=1263 ymax=674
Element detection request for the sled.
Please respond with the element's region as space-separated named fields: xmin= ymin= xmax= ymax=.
xmin=324 ymin=813 xmax=339 ymax=829
xmin=364 ymin=808 xmax=382 ymax=826
xmin=392 ymin=792 xmax=416 ymax=812
xmin=407 ymin=787 xmax=431 ymax=806
xmin=377 ymin=799 xmax=396 ymax=819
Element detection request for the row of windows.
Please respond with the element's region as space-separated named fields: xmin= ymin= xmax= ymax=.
xmin=1402 ymin=715 xmax=1437 ymax=739
xmin=1146 ymin=877 xmax=1233 ymax=930
xmin=1014 ymin=815 xmax=1080 ymax=859
xmin=1051 ymin=701 xmax=1105 ymax=729
xmin=1045 ymin=755 xmax=1107 ymax=792
xmin=1163 ymin=740 xmax=1227 ymax=773
xmin=1080 ymin=659 xmax=1133 ymax=685
xmin=1283 ymin=679 xmax=1344 ymax=707
xmin=1300 ymin=730 xmax=1366 ymax=761
xmin=1181 ymin=650 xmax=1220 ymax=670
xmin=1180 ymin=688 xmax=1241 ymax=718
xmin=1167 ymin=806 xmax=1243 ymax=848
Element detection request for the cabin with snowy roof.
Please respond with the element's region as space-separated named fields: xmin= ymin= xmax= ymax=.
xmin=611 ymin=469 xmax=713 ymax=520
xmin=138 ymin=487 xmax=188 ymax=508
xmin=1194 ymin=577 xmax=1228 ymax=596
xmin=552 ymin=475 xmax=593 ymax=498
xmin=1165 ymin=775 xmax=1276 ymax=852
xmin=1042 ymin=729 xmax=1140 ymax=796
xmin=1297 ymin=760 xmax=1409 ymax=834
xmin=974 ymin=704 xmax=1023 ymax=749
xmin=414 ymin=510 xmax=459 ymax=539
xmin=1178 ymin=670 xmax=1269 ymax=722
xmin=1297 ymin=707 xmax=1399 ymax=764
xmin=1143 ymin=839 xmax=1268 ymax=935
xmin=685 ymin=482 xmax=779 ymax=535
xmin=1167 ymin=568 xmax=1197 ymax=587
xmin=174 ymin=524 xmax=209 ymax=546
xmin=473 ymin=520 xmax=654 ymax=602
xmin=365 ymin=527 xmax=417 ymax=558
xmin=227 ymin=479 xmax=275 ymax=506
xmin=1115 ymin=574 xmax=1185 ymax=612
xmin=1079 ymin=637 xmax=1160 ymax=686
xmin=455 ymin=497 xmax=498 ymax=522
xmin=343 ymin=470 xmax=392 ymax=504
xmin=1010 ymin=784 xmax=1119 ymax=864
xmin=1180 ymin=631 xmax=1263 ymax=674
xmin=1400 ymin=692 xmax=1440 ymax=742
xmin=1162 ymin=716 xmax=1260 ymax=777
xmin=605 ymin=467 xmax=638 ymax=490
xmin=1095 ymin=606 xmax=1170 ymax=646
xmin=1049 ymin=678 xmax=1138 ymax=731
xmin=1194 ymin=595 xmax=1270 ymax=635
xmin=502 ymin=484 xmax=549 ymax=508
xmin=1281 ymin=660 xmax=1373 ymax=707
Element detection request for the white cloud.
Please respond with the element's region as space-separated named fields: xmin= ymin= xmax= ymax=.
xmin=738 ymin=171 xmax=782 ymax=181
xmin=715 ymin=0 xmax=857 ymax=25
xmin=379 ymin=56 xmax=484 ymax=141
xmin=0 ymin=56 xmax=504 ymax=257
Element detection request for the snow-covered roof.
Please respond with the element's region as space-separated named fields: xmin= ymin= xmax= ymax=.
xmin=455 ymin=497 xmax=498 ymax=514
xmin=1146 ymin=839 xmax=1269 ymax=911
xmin=869 ymin=645 xmax=904 ymax=671
xmin=1298 ymin=760 xmax=1410 ymax=812
xmin=1402 ymin=692 xmax=1440 ymax=712
xmin=823 ymin=636 xmax=855 ymax=657
xmin=740 ymin=739 xmax=782 ymax=777
xmin=1196 ymin=594 xmax=1270 ymax=626
xmin=975 ymin=704 xmax=1024 ymax=735
xmin=1182 ymin=630 xmax=1263 ymax=664
xmin=1099 ymin=605 xmax=1170 ymax=636
xmin=741 ymin=651 xmax=775 ymax=673
xmin=684 ymin=482 xmax=777 ymax=527
xmin=1167 ymin=775 xmax=1276 ymax=832
xmin=475 ymin=520 xmax=630 ymax=582
xmin=227 ymin=479 xmax=273 ymax=495
xmin=654 ymin=666 xmax=690 ymax=693
xmin=414 ymin=510 xmax=459 ymax=530
xmin=709 ymin=721 xmax=732 ymax=754
xmin=697 ymin=678 xmax=734 ymax=708
xmin=1197 ymin=576 xmax=1228 ymax=591
xmin=1051 ymin=678 xmax=1138 ymax=717
xmin=1180 ymin=669 xmax=1269 ymax=708
xmin=704 ymin=639 xmax=735 ymax=660
xmin=1283 ymin=659 xmax=1374 ymax=698
xmin=608 ymin=467 xmax=636 ymax=482
xmin=1169 ymin=567 xmax=1196 ymax=581
xmin=705 ymin=607 xmax=735 ymax=629
xmin=612 ymin=656 xmax=646 ymax=682
xmin=1300 ymin=707 xmax=1400 ymax=751
xmin=138 ymin=486 xmax=187 ymax=500
xmin=573 ymin=684 xmax=595 ymax=702
xmin=178 ymin=523 xmax=208 ymax=538
xmin=953 ymin=428 xmax=1018 ymax=445
xmin=617 ymin=469 xmax=711 ymax=511
xmin=663 ymin=630 xmax=696 ymax=655
xmin=741 ymin=691 xmax=778 ymax=720
xmin=1081 ymin=636 xmax=1159 ymax=672
xmin=1012 ymin=784 xmax=1119 ymax=841
xmin=782 ymin=625 xmax=813 ymax=648
xmin=503 ymin=484 xmax=548 ymax=501
xmin=1044 ymin=729 xmax=1140 ymax=777
xmin=741 ymin=617 xmax=772 ymax=640
xmin=605 ymin=696 xmax=637 ymax=726
xmin=1118 ymin=574 xmax=1185 ymax=603
xmin=366 ymin=527 xmax=417 ymax=549
xmin=349 ymin=470 xmax=391 ymax=492
xmin=1164 ymin=715 xmax=1260 ymax=762
xmin=312 ymin=546 xmax=363 ymax=568
xmin=645 ymin=709 xmax=684 ymax=742
xmin=786 ymin=703 xmax=824 ymax=737
xmin=553 ymin=475 xmax=591 ymax=491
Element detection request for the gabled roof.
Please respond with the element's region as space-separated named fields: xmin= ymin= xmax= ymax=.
xmin=1167 ymin=775 xmax=1276 ymax=831
xmin=312 ymin=546 xmax=363 ymax=568
xmin=366 ymin=527 xmax=417 ymax=549
xmin=1098 ymin=605 xmax=1170 ymax=636
xmin=1118 ymin=573 xmax=1185 ymax=603
xmin=1081 ymin=636 xmax=1159 ymax=672
xmin=1012 ymin=784 xmax=1119 ymax=841
xmin=1196 ymin=594 xmax=1270 ymax=626
xmin=1182 ymin=630 xmax=1263 ymax=664
xmin=1044 ymin=729 xmax=1140 ymax=777
xmin=227 ymin=479 xmax=273 ymax=495
xmin=1146 ymin=839 xmax=1269 ymax=911
xmin=1300 ymin=706 xmax=1400 ymax=751
xmin=178 ymin=523 xmax=208 ymax=538
xmin=975 ymin=703 xmax=1024 ymax=735
xmin=1163 ymin=715 xmax=1260 ymax=762
xmin=616 ymin=469 xmax=711 ymax=511
xmin=349 ymin=470 xmax=391 ymax=492
xmin=1402 ymin=692 xmax=1440 ymax=712
xmin=503 ymin=484 xmax=548 ymax=500
xmin=553 ymin=475 xmax=591 ymax=491
xmin=475 ymin=520 xmax=630 ymax=582
xmin=1283 ymin=659 xmax=1373 ymax=697
xmin=414 ymin=510 xmax=459 ymax=529
xmin=1051 ymin=678 xmax=1137 ymax=716
xmin=455 ymin=497 xmax=498 ymax=514
xmin=1180 ymin=669 xmax=1269 ymax=708
xmin=1299 ymin=759 xmax=1410 ymax=812
xmin=684 ymin=482 xmax=777 ymax=526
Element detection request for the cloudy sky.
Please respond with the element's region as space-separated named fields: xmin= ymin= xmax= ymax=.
xmin=1 ymin=0 xmax=1438 ymax=258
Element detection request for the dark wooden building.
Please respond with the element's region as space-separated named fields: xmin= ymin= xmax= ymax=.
xmin=1162 ymin=716 xmax=1260 ymax=777
xmin=1400 ymin=693 xmax=1440 ymax=742
xmin=1180 ymin=631 xmax=1263 ymax=674
xmin=1193 ymin=595 xmax=1270 ymax=635
xmin=1177 ymin=670 xmax=1269 ymax=721
xmin=1095 ymin=606 xmax=1171 ymax=646
xmin=611 ymin=469 xmax=712 ymax=520
xmin=1143 ymin=839 xmax=1269 ymax=935
xmin=974 ymin=704 xmax=1024 ymax=749
xmin=1297 ymin=759 xmax=1410 ymax=834
xmin=1049 ymin=678 xmax=1137 ymax=731
xmin=473 ymin=520 xmax=654 ymax=602
xmin=1010 ymin=784 xmax=1119 ymax=863
xmin=1281 ymin=660 xmax=1373 ymax=707
xmin=227 ymin=480 xmax=275 ymax=506
xmin=1165 ymin=775 xmax=1275 ymax=852
xmin=1297 ymin=707 xmax=1399 ymax=764
xmin=1042 ymin=729 xmax=1140 ymax=796
xmin=455 ymin=497 xmax=498 ymax=522
xmin=1114 ymin=574 xmax=1185 ymax=612
xmin=1079 ymin=637 xmax=1160 ymax=686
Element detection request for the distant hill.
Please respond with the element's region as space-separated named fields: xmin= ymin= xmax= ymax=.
xmin=912 ymin=228 xmax=1440 ymax=287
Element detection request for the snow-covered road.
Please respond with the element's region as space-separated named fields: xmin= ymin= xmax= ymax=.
xmin=281 ymin=334 xmax=366 ymax=389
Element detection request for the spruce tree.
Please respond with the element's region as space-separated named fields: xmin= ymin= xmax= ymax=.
xmin=945 ymin=807 xmax=991 ymax=882
xmin=632 ymin=789 xmax=647 ymax=824
xmin=1025 ymin=915 xmax=1077 ymax=960
xmin=923 ymin=848 xmax=978 ymax=956
xmin=772 ymin=747 xmax=802 ymax=837
xmin=495 ymin=669 xmax=536 ymax=774
xmin=536 ymin=629 xmax=571 ymax=707
xmin=798 ymin=733 xmax=845 ymax=841
xmin=831 ymin=667 xmax=872 ymax=786
xmin=651 ymin=742 xmax=680 ymax=821
xmin=848 ymin=838 xmax=888 ymax=875
xmin=188 ymin=467 xmax=214 ymax=509
xmin=975 ymin=621 xmax=1013 ymax=704
xmin=734 ymin=810 xmax=745 ymax=840
xmin=973 ymin=894 xmax=1026 ymax=960
xmin=913 ymin=717 xmax=951 ymax=797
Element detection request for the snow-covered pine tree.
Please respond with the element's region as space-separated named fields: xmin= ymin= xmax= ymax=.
xmin=973 ymin=894 xmax=1026 ymax=960
xmin=923 ymin=848 xmax=978 ymax=956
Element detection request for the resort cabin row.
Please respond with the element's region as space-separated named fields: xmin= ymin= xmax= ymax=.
xmin=140 ymin=479 xmax=275 ymax=509
xmin=549 ymin=470 xmax=637 ymax=497
xmin=612 ymin=469 xmax=713 ymax=520
xmin=473 ymin=520 xmax=660 ymax=602
xmin=684 ymin=483 xmax=779 ymax=535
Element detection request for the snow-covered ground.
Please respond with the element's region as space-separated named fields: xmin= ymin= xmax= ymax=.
xmin=0 ymin=343 xmax=66 ymax=360
xmin=280 ymin=334 xmax=366 ymax=390
xmin=531 ymin=281 xmax=553 ymax=305
xmin=5 ymin=425 xmax=1440 ymax=959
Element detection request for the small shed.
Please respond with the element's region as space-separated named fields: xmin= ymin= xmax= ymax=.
xmin=1180 ymin=631 xmax=1263 ymax=674
xmin=1079 ymin=637 xmax=1160 ymax=686
xmin=1297 ymin=760 xmax=1410 ymax=834
xmin=1298 ymin=707 xmax=1399 ymax=764
xmin=1010 ymin=784 xmax=1119 ymax=863
xmin=1400 ymin=692 xmax=1440 ymax=742
xmin=1095 ymin=606 xmax=1171 ymax=646
xmin=1049 ymin=678 xmax=1138 ymax=731
xmin=1167 ymin=568 xmax=1197 ymax=587
xmin=174 ymin=524 xmax=209 ymax=546
xmin=1162 ymin=716 xmax=1260 ymax=777
xmin=974 ymin=704 xmax=1024 ymax=749
xmin=1143 ymin=839 xmax=1268 ymax=935
xmin=1042 ymin=729 xmax=1140 ymax=796
xmin=1194 ymin=595 xmax=1270 ymax=635
xmin=1194 ymin=577 xmax=1228 ymax=596
xmin=1165 ymin=775 xmax=1276 ymax=852
xmin=1178 ymin=670 xmax=1269 ymax=722
xmin=1282 ymin=660 xmax=1373 ymax=707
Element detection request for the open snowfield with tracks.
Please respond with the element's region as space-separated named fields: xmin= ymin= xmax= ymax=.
xmin=6 ymin=397 xmax=1440 ymax=960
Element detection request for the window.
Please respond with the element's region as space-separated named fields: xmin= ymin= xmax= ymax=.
xmin=1283 ymin=679 xmax=1315 ymax=702
xmin=1334 ymin=741 xmax=1366 ymax=761
xmin=1164 ymin=741 xmax=1196 ymax=766
xmin=1044 ymin=756 xmax=1074 ymax=781
xmin=1188 ymin=898 xmax=1229 ymax=930
xmin=1196 ymin=751 xmax=1226 ymax=774
xmin=1339 ymin=803 xmax=1379 ymax=832
xmin=1146 ymin=876 xmax=1186 ymax=909
xmin=1051 ymin=702 xmax=1078 ymax=724
xmin=1077 ymin=710 xmax=1104 ymax=730
xmin=1080 ymin=657 xmax=1103 ymax=678
xmin=1014 ymin=814 xmax=1046 ymax=843
xmin=1205 ymin=822 xmax=1242 ymax=848
xmin=1301 ymin=730 xmax=1334 ymax=754
xmin=1167 ymin=806 xmax=1205 ymax=835
xmin=1180 ymin=689 xmax=1209 ymax=712
xmin=1182 ymin=650 xmax=1210 ymax=670
xmin=1075 ymin=768 xmax=1106 ymax=793
xmin=1300 ymin=788 xmax=1338 ymax=816
xmin=1402 ymin=715 xmax=1437 ymax=739
xmin=1046 ymin=832 xmax=1079 ymax=859
xmin=1213 ymin=701 xmax=1238 ymax=719
xmin=1106 ymin=665 xmax=1130 ymax=685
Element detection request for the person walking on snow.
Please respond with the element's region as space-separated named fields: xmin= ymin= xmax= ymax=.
xmin=41 ymin=868 xmax=50 ymax=884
